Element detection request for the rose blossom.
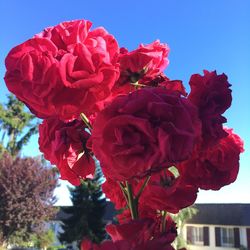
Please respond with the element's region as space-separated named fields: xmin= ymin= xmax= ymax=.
xmin=80 ymin=239 xmax=130 ymax=250
xmin=105 ymin=218 xmax=176 ymax=250
xmin=81 ymin=238 xmax=95 ymax=250
xmin=188 ymin=70 xmax=232 ymax=115
xmin=102 ymin=177 xmax=127 ymax=210
xmin=4 ymin=38 xmax=60 ymax=117
xmin=106 ymin=219 xmax=155 ymax=246
xmin=111 ymin=40 xmax=169 ymax=95
xmin=39 ymin=118 xmax=95 ymax=185
xmin=5 ymin=20 xmax=119 ymax=120
xmin=178 ymin=128 xmax=244 ymax=190
xmin=91 ymin=87 xmax=200 ymax=181
xmin=80 ymin=217 xmax=176 ymax=249
xmin=118 ymin=40 xmax=169 ymax=84
xmin=95 ymin=240 xmax=174 ymax=250
xmin=140 ymin=168 xmax=198 ymax=213
xmin=188 ymin=70 xmax=232 ymax=145
xmin=158 ymin=79 xmax=187 ymax=96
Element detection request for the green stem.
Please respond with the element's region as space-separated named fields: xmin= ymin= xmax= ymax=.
xmin=135 ymin=176 xmax=151 ymax=201
xmin=118 ymin=182 xmax=129 ymax=205
xmin=126 ymin=181 xmax=138 ymax=219
xmin=130 ymin=81 xmax=147 ymax=89
xmin=80 ymin=113 xmax=92 ymax=130
xmin=161 ymin=210 xmax=167 ymax=233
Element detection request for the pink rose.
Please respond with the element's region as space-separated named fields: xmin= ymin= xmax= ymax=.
xmin=118 ymin=40 xmax=169 ymax=85
xmin=5 ymin=20 xmax=119 ymax=120
xmin=111 ymin=41 xmax=169 ymax=96
xmin=5 ymin=38 xmax=60 ymax=117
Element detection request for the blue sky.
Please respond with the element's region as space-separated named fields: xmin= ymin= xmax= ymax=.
xmin=0 ymin=0 xmax=249 ymax=205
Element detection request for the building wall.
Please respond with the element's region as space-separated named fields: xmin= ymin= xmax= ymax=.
xmin=183 ymin=223 xmax=249 ymax=250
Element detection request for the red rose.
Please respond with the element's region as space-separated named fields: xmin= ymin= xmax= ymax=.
xmin=81 ymin=238 xmax=95 ymax=250
xmin=5 ymin=20 xmax=119 ymax=120
xmin=158 ymin=79 xmax=187 ymax=96
xmin=105 ymin=218 xmax=175 ymax=250
xmin=35 ymin=20 xmax=92 ymax=50
xmin=111 ymin=41 xmax=169 ymax=96
xmin=138 ymin=237 xmax=175 ymax=250
xmin=140 ymin=168 xmax=198 ymax=213
xmin=106 ymin=219 xmax=154 ymax=247
xmin=4 ymin=38 xmax=60 ymax=118
xmin=91 ymin=87 xmax=200 ymax=181
xmin=95 ymin=240 xmax=174 ymax=250
xmin=39 ymin=118 xmax=95 ymax=185
xmin=188 ymin=70 xmax=232 ymax=116
xmin=83 ymin=217 xmax=176 ymax=250
xmin=179 ymin=128 xmax=244 ymax=190
xmin=153 ymin=215 xmax=177 ymax=241
xmin=80 ymin=239 xmax=131 ymax=250
xmin=118 ymin=40 xmax=169 ymax=84
xmin=102 ymin=178 xmax=127 ymax=210
xmin=83 ymin=240 xmax=173 ymax=250
xmin=94 ymin=240 xmax=132 ymax=250
xmin=188 ymin=70 xmax=232 ymax=145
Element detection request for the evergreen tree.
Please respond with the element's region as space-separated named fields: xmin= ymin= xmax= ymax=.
xmin=0 ymin=94 xmax=38 ymax=156
xmin=59 ymin=174 xmax=107 ymax=246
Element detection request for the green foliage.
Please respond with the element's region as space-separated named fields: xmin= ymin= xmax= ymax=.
xmin=172 ymin=206 xmax=198 ymax=249
xmin=240 ymin=246 xmax=248 ymax=250
xmin=5 ymin=229 xmax=55 ymax=249
xmin=47 ymin=245 xmax=66 ymax=250
xmin=59 ymin=175 xmax=107 ymax=246
xmin=8 ymin=230 xmax=35 ymax=247
xmin=0 ymin=94 xmax=38 ymax=155
xmin=32 ymin=229 xmax=55 ymax=249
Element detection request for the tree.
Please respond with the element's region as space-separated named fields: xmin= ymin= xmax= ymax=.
xmin=59 ymin=174 xmax=107 ymax=246
xmin=0 ymin=153 xmax=58 ymax=246
xmin=0 ymin=94 xmax=38 ymax=156
xmin=32 ymin=229 xmax=55 ymax=250
xmin=172 ymin=206 xmax=198 ymax=249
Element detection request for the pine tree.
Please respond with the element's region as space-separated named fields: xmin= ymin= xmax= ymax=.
xmin=59 ymin=174 xmax=107 ymax=246
xmin=0 ymin=94 xmax=38 ymax=156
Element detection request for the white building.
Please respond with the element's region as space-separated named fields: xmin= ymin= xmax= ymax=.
xmin=183 ymin=204 xmax=250 ymax=250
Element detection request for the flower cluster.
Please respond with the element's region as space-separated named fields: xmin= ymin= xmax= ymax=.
xmin=4 ymin=19 xmax=244 ymax=250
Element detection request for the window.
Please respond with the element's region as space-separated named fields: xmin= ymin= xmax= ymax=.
xmin=215 ymin=227 xmax=240 ymax=248
xmin=221 ymin=228 xmax=234 ymax=247
xmin=192 ymin=227 xmax=204 ymax=244
xmin=187 ymin=226 xmax=210 ymax=246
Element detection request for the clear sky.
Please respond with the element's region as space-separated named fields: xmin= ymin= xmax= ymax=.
xmin=0 ymin=0 xmax=249 ymax=205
